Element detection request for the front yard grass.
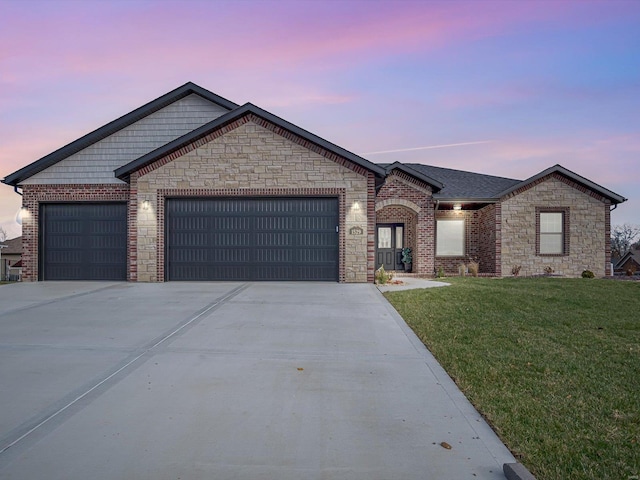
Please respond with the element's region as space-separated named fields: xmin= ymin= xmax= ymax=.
xmin=384 ymin=277 xmax=640 ymax=480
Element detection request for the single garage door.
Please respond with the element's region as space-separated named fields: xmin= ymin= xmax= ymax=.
xmin=40 ymin=203 xmax=128 ymax=280
xmin=166 ymin=197 xmax=339 ymax=281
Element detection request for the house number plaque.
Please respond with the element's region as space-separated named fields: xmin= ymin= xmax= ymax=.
xmin=349 ymin=226 xmax=364 ymax=235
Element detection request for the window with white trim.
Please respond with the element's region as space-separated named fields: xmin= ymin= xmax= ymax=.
xmin=436 ymin=219 xmax=464 ymax=256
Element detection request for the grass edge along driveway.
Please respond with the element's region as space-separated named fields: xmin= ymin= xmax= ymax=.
xmin=384 ymin=277 xmax=640 ymax=480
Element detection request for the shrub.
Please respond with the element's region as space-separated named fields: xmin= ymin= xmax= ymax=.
xmin=581 ymin=270 xmax=595 ymax=278
xmin=401 ymin=247 xmax=412 ymax=264
xmin=458 ymin=263 xmax=467 ymax=277
xmin=375 ymin=265 xmax=390 ymax=285
xmin=511 ymin=265 xmax=522 ymax=277
xmin=468 ymin=261 xmax=479 ymax=277
xmin=436 ymin=266 xmax=445 ymax=278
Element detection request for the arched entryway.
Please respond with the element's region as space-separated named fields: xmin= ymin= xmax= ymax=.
xmin=375 ymin=203 xmax=418 ymax=272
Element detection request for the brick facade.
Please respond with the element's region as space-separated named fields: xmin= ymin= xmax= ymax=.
xmin=434 ymin=209 xmax=479 ymax=274
xmin=20 ymin=184 xmax=130 ymax=281
xmin=375 ymin=172 xmax=434 ymax=275
xmin=477 ymin=204 xmax=497 ymax=274
xmin=375 ymin=205 xmax=417 ymax=262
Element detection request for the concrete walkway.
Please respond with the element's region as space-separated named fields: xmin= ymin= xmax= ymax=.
xmin=0 ymin=282 xmax=515 ymax=479
xmin=376 ymin=276 xmax=451 ymax=292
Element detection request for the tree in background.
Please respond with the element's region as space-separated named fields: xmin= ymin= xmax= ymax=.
xmin=0 ymin=226 xmax=7 ymax=243
xmin=611 ymin=224 xmax=640 ymax=259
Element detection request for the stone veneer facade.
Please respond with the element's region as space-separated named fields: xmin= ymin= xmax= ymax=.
xmin=500 ymin=173 xmax=610 ymax=277
xmin=133 ymin=118 xmax=373 ymax=283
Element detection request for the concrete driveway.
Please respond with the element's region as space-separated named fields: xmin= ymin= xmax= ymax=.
xmin=0 ymin=282 xmax=515 ymax=479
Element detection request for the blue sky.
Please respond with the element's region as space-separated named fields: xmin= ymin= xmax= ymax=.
xmin=1 ymin=0 xmax=638 ymax=239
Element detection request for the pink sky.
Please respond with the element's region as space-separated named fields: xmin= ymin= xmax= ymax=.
xmin=1 ymin=0 xmax=639 ymax=239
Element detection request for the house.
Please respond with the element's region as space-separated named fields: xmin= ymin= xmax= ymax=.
xmin=0 ymin=236 xmax=22 ymax=281
xmin=1 ymin=82 xmax=627 ymax=282
xmin=614 ymin=245 xmax=640 ymax=275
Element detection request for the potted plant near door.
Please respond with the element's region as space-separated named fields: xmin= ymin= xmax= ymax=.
xmin=401 ymin=247 xmax=413 ymax=273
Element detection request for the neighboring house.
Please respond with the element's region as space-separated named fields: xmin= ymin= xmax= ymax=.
xmin=614 ymin=246 xmax=640 ymax=275
xmin=1 ymin=82 xmax=627 ymax=282
xmin=0 ymin=236 xmax=22 ymax=281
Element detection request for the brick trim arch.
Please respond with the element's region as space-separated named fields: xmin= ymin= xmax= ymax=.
xmin=375 ymin=198 xmax=421 ymax=214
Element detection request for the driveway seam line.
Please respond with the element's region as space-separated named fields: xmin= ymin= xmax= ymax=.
xmin=0 ymin=283 xmax=123 ymax=318
xmin=0 ymin=282 xmax=250 ymax=456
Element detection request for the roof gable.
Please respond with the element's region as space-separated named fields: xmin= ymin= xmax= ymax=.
xmin=497 ymin=164 xmax=627 ymax=204
xmin=615 ymin=247 xmax=640 ymax=269
xmin=115 ymin=103 xmax=386 ymax=180
xmin=2 ymin=83 xmax=238 ymax=186
xmin=0 ymin=236 xmax=22 ymax=255
xmin=383 ymin=162 xmax=444 ymax=191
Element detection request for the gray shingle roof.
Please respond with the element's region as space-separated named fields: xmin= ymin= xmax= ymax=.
xmin=381 ymin=163 xmax=521 ymax=200
xmin=0 ymin=236 xmax=22 ymax=255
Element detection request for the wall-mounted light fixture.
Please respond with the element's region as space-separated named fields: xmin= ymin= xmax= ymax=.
xmin=142 ymin=200 xmax=151 ymax=211
xmin=15 ymin=207 xmax=29 ymax=225
xmin=453 ymin=204 xmax=462 ymax=211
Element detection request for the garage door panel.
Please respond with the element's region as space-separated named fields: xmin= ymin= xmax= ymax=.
xmin=40 ymin=203 xmax=127 ymax=281
xmin=255 ymin=232 xmax=293 ymax=247
xmin=208 ymin=233 xmax=251 ymax=247
xmin=166 ymin=197 xmax=338 ymax=281
xmin=254 ymin=248 xmax=294 ymax=263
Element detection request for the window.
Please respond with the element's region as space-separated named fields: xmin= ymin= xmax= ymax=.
xmin=395 ymin=226 xmax=403 ymax=249
xmin=537 ymin=208 xmax=569 ymax=255
xmin=377 ymin=227 xmax=391 ymax=249
xmin=436 ymin=219 xmax=464 ymax=256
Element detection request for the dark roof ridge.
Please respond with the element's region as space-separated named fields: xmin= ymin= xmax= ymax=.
xmin=404 ymin=163 xmax=522 ymax=182
xmin=496 ymin=164 xmax=627 ymax=204
xmin=2 ymin=82 xmax=239 ymax=186
xmin=384 ymin=161 xmax=444 ymax=191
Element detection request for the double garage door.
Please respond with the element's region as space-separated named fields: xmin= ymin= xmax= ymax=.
xmin=166 ymin=197 xmax=339 ymax=281
xmin=39 ymin=198 xmax=338 ymax=281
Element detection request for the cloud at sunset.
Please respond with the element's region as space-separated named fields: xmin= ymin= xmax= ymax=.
xmin=1 ymin=0 xmax=639 ymax=238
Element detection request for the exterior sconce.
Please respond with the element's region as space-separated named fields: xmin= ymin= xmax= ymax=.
xmin=16 ymin=207 xmax=29 ymax=225
xmin=453 ymin=204 xmax=462 ymax=211
xmin=142 ymin=200 xmax=151 ymax=211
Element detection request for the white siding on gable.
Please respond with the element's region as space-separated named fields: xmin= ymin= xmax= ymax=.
xmin=22 ymin=94 xmax=229 ymax=185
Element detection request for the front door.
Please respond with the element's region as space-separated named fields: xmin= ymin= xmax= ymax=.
xmin=376 ymin=224 xmax=404 ymax=271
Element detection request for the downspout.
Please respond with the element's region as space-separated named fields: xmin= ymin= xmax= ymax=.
xmin=608 ymin=203 xmax=617 ymax=276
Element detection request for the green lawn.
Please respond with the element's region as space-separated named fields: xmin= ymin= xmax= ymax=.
xmin=384 ymin=277 xmax=640 ymax=480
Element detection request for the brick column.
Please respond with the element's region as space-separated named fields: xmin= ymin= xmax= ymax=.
xmin=416 ymin=199 xmax=435 ymax=276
